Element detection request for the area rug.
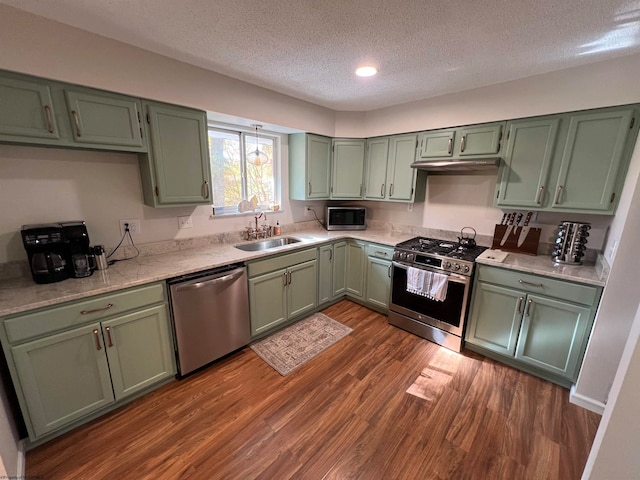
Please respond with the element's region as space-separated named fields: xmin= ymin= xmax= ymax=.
xmin=250 ymin=313 xmax=353 ymax=376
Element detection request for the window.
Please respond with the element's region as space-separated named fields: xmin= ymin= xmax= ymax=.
xmin=208 ymin=126 xmax=279 ymax=215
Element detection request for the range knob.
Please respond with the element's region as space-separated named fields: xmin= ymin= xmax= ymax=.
xmin=400 ymin=252 xmax=407 ymax=260
xmin=463 ymin=265 xmax=470 ymax=273
xmin=407 ymin=253 xmax=414 ymax=262
xmin=454 ymin=263 xmax=461 ymax=271
xmin=443 ymin=261 xmax=452 ymax=269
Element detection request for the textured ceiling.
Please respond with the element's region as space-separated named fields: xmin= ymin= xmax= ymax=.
xmin=3 ymin=0 xmax=640 ymax=111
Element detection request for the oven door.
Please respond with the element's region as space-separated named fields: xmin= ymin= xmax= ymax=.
xmin=389 ymin=261 xmax=471 ymax=336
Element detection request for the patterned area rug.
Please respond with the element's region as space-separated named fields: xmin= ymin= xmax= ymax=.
xmin=250 ymin=313 xmax=353 ymax=376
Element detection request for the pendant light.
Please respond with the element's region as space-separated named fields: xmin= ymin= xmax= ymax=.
xmin=246 ymin=124 xmax=270 ymax=166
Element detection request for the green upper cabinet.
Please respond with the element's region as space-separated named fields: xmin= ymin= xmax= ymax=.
xmin=0 ymin=74 xmax=60 ymax=142
xmin=331 ymin=139 xmax=365 ymax=199
xmin=496 ymin=117 xmax=559 ymax=208
xmin=63 ymin=88 xmax=145 ymax=151
xmin=139 ymin=101 xmax=211 ymax=207
xmin=417 ymin=122 xmax=504 ymax=161
xmin=551 ymin=109 xmax=634 ymax=212
xmin=289 ymin=133 xmax=331 ymax=200
xmin=363 ymin=137 xmax=390 ymax=200
xmin=419 ymin=130 xmax=455 ymax=158
xmin=387 ymin=134 xmax=419 ymax=202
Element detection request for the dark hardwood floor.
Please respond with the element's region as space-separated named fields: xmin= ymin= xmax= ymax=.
xmin=26 ymin=300 xmax=601 ymax=479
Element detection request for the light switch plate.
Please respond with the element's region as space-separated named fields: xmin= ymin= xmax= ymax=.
xmin=178 ymin=216 xmax=193 ymax=229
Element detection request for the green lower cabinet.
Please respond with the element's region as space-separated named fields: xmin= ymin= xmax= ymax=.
xmin=103 ymin=305 xmax=175 ymax=400
xmin=11 ymin=323 xmax=115 ymax=438
xmin=365 ymin=256 xmax=392 ymax=311
xmin=346 ymin=241 xmax=367 ymax=298
xmin=514 ymin=295 xmax=592 ymax=379
xmin=318 ymin=241 xmax=347 ymax=305
xmin=466 ymin=265 xmax=600 ymax=386
xmin=249 ymin=256 xmax=318 ymax=337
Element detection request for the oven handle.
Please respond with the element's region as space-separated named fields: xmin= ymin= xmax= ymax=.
xmin=391 ymin=261 xmax=470 ymax=284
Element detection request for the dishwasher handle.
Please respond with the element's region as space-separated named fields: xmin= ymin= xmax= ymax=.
xmin=174 ymin=268 xmax=245 ymax=292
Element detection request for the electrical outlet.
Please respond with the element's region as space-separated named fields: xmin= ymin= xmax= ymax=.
xmin=407 ymin=203 xmax=414 ymax=212
xmin=305 ymin=206 xmax=313 ymax=217
xmin=119 ymin=219 xmax=141 ymax=236
xmin=178 ymin=215 xmax=193 ymax=229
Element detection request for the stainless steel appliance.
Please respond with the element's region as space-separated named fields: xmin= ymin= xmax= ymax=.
xmin=552 ymin=221 xmax=591 ymax=265
xmin=325 ymin=206 xmax=366 ymax=231
xmin=167 ymin=264 xmax=250 ymax=376
xmin=389 ymin=237 xmax=487 ymax=352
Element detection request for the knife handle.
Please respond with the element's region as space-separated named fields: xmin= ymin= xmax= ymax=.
xmin=515 ymin=213 xmax=523 ymax=226
xmin=500 ymin=213 xmax=508 ymax=225
xmin=523 ymin=211 xmax=533 ymax=226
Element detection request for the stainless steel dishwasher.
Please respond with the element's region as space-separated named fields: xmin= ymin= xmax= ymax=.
xmin=167 ymin=263 xmax=250 ymax=376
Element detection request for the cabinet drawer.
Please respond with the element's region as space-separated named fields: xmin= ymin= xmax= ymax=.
xmin=366 ymin=243 xmax=393 ymax=260
xmin=4 ymin=283 xmax=166 ymax=344
xmin=248 ymin=248 xmax=317 ymax=278
xmin=476 ymin=266 xmax=599 ymax=306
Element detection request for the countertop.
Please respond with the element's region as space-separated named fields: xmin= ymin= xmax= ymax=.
xmin=0 ymin=229 xmax=412 ymax=317
xmin=0 ymin=229 xmax=607 ymax=317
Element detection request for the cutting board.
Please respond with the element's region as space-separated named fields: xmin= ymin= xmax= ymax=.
xmin=477 ymin=249 xmax=510 ymax=263
xmin=491 ymin=225 xmax=541 ymax=255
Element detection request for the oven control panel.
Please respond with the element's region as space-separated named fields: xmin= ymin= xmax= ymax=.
xmin=393 ymin=249 xmax=474 ymax=276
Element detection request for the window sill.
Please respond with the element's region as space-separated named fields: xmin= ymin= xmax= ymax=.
xmin=209 ymin=208 xmax=284 ymax=219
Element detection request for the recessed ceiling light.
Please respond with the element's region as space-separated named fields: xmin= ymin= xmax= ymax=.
xmin=355 ymin=66 xmax=378 ymax=77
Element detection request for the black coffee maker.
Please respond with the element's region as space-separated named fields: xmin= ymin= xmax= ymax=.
xmin=60 ymin=221 xmax=93 ymax=278
xmin=21 ymin=224 xmax=70 ymax=284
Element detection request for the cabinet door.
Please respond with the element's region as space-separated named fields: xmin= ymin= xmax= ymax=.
xmin=332 ymin=241 xmax=348 ymax=298
xmin=103 ymin=305 xmax=175 ymax=401
xmin=455 ymin=123 xmax=503 ymax=157
xmin=65 ymin=89 xmax=145 ymax=150
xmin=307 ymin=134 xmax=332 ymax=199
xmin=496 ymin=118 xmax=559 ymax=208
xmin=552 ymin=109 xmax=633 ymax=212
xmin=0 ymin=75 xmax=60 ymax=141
xmin=318 ymin=244 xmax=333 ymax=305
xmin=144 ymin=102 xmax=211 ymax=206
xmin=387 ymin=134 xmax=418 ymax=201
xmin=366 ymin=257 xmax=391 ymax=310
xmin=364 ymin=137 xmax=389 ymax=200
xmin=249 ymin=269 xmax=287 ymax=336
xmin=346 ymin=241 xmax=367 ymax=298
xmin=287 ymin=260 xmax=318 ymax=319
xmin=11 ymin=323 xmax=114 ymax=438
xmin=465 ymin=282 xmax=523 ymax=356
xmin=331 ymin=139 xmax=365 ymax=199
xmin=419 ymin=130 xmax=455 ymax=159
xmin=515 ymin=295 xmax=593 ymax=380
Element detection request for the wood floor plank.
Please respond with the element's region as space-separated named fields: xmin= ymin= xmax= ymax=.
xmin=25 ymin=299 xmax=601 ymax=480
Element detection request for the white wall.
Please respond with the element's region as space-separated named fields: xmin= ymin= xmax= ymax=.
xmin=582 ymin=302 xmax=640 ymax=479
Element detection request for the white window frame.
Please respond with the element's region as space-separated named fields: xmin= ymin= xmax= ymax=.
xmin=208 ymin=122 xmax=282 ymax=216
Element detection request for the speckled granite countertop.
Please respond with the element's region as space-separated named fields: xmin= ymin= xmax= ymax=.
xmin=0 ymin=228 xmax=607 ymax=317
xmin=0 ymin=229 xmax=413 ymax=317
xmin=476 ymin=251 xmax=608 ymax=287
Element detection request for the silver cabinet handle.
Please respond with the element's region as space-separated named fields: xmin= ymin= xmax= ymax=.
xmin=375 ymin=250 xmax=388 ymax=257
xmin=329 ymin=249 xmax=332 ymax=261
xmin=93 ymin=329 xmax=102 ymax=351
xmin=460 ymin=135 xmax=466 ymax=153
xmin=71 ymin=110 xmax=82 ymax=137
xmin=388 ymin=264 xmax=392 ymax=278
xmin=536 ymin=186 xmax=544 ymax=204
xmin=519 ymin=279 xmax=543 ymax=288
xmin=308 ymin=182 xmax=312 ymax=196
xmin=283 ymin=271 xmax=288 ymax=286
xmin=380 ymin=183 xmax=385 ymax=197
xmin=81 ymin=303 xmax=114 ymax=315
xmin=389 ymin=184 xmax=394 ymax=197
xmin=203 ymin=180 xmax=210 ymax=199
xmin=517 ymin=296 xmax=524 ymax=314
xmin=555 ymin=185 xmax=563 ymax=205
xmin=525 ymin=299 xmax=533 ymax=316
xmin=447 ymin=138 xmax=452 ymax=155
xmin=43 ymin=105 xmax=54 ymax=133
xmin=105 ymin=326 xmax=113 ymax=347
xmin=288 ymin=271 xmax=292 ymax=285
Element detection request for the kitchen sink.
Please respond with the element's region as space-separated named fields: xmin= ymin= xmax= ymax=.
xmin=235 ymin=237 xmax=301 ymax=251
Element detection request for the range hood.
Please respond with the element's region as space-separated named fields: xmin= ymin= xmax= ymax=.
xmin=410 ymin=158 xmax=501 ymax=174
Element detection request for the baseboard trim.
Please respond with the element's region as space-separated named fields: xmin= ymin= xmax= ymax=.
xmin=16 ymin=439 xmax=26 ymax=477
xmin=570 ymin=384 xmax=605 ymax=415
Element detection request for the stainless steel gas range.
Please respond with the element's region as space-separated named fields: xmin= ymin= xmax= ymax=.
xmin=388 ymin=237 xmax=487 ymax=352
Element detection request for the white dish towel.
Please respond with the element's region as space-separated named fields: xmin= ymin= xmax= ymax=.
xmin=406 ymin=267 xmax=449 ymax=302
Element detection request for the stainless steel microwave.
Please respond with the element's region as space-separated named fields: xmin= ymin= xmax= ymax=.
xmin=326 ymin=207 xmax=366 ymax=231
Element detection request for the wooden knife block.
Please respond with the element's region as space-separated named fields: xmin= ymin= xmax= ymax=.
xmin=491 ymin=225 xmax=541 ymax=255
